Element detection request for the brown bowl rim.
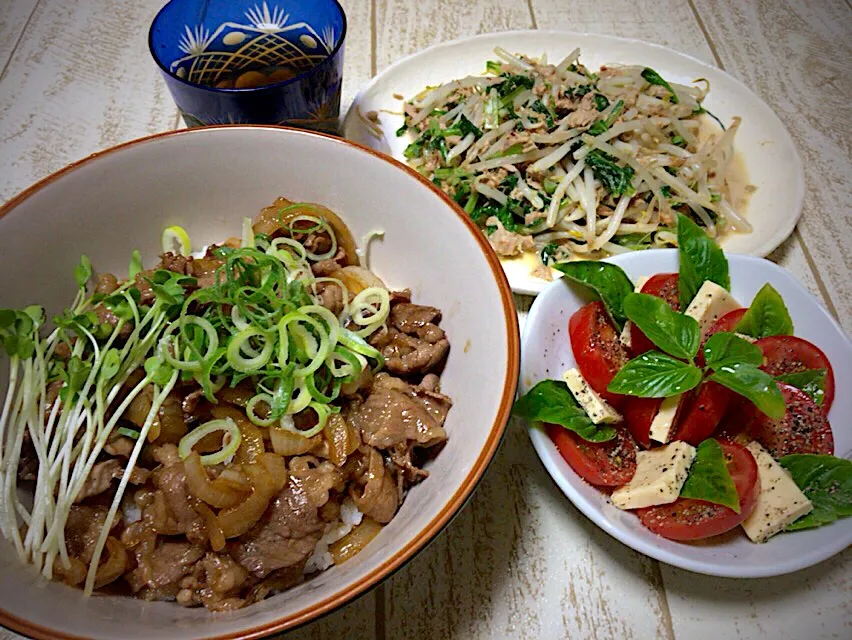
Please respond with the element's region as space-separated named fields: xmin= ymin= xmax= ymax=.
xmin=0 ymin=124 xmax=520 ymax=640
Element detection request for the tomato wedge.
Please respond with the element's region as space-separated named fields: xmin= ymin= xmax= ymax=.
xmin=631 ymin=273 xmax=680 ymax=355
xmin=623 ymin=397 xmax=663 ymax=449
xmin=755 ymin=335 xmax=835 ymax=412
xmin=569 ymin=301 xmax=629 ymax=408
xmin=637 ymin=441 xmax=759 ymax=541
xmin=546 ymin=423 xmax=637 ymax=487
xmin=747 ymin=382 xmax=834 ymax=458
xmin=623 ymin=382 xmax=729 ymax=449
xmin=704 ymin=308 xmax=747 ymax=341
xmin=672 ymin=382 xmax=732 ymax=446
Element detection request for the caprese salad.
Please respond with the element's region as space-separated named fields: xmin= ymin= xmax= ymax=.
xmin=515 ymin=214 xmax=851 ymax=543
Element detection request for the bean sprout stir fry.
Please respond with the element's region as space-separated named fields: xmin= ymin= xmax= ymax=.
xmin=397 ymin=47 xmax=751 ymax=273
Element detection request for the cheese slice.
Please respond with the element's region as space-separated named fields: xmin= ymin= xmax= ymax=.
xmin=620 ymin=277 xmax=652 ymax=349
xmin=648 ymin=394 xmax=682 ymax=444
xmin=611 ymin=441 xmax=697 ymax=510
xmin=684 ymin=280 xmax=741 ymax=334
xmin=562 ymin=368 xmax=622 ymax=424
xmin=634 ymin=276 xmax=651 ymax=293
xmin=741 ymin=441 xmax=814 ymax=543
xmin=619 ymin=322 xmax=633 ymax=349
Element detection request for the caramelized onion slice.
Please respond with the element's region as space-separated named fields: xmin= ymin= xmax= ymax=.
xmin=329 ymin=518 xmax=383 ymax=565
xmin=184 ymin=452 xmax=250 ymax=509
xmin=218 ymin=463 xmax=277 ymax=539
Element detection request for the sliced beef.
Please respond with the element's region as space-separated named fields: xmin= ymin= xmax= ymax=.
xmin=370 ymin=303 xmax=450 ymax=375
xmin=227 ymin=478 xmax=323 ymax=578
xmin=75 ymin=459 xmax=149 ymax=503
xmin=175 ymin=552 xmax=250 ymax=610
xmin=311 ymin=249 xmax=347 ymax=277
xmin=149 ymin=460 xmax=204 ymax=540
xmin=315 ymin=281 xmax=344 ymax=315
xmin=126 ymin=539 xmax=205 ymax=597
xmin=348 ymin=373 xmax=451 ymax=450
xmin=350 ymin=447 xmax=399 ymax=524
xmin=104 ymin=435 xmax=136 ymax=458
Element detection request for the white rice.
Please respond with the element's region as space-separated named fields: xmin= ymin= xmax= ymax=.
xmin=303 ymin=498 xmax=363 ymax=574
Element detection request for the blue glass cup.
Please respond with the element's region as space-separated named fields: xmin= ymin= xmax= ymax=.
xmin=149 ymin=0 xmax=346 ymax=133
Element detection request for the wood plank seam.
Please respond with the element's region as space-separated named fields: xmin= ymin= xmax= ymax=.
xmin=526 ymin=0 xmax=539 ymax=29
xmin=686 ymin=0 xmax=842 ymax=323
xmin=793 ymin=228 xmax=842 ymax=320
xmin=0 ymin=0 xmax=43 ymax=83
xmin=685 ymin=0 xmax=725 ymax=68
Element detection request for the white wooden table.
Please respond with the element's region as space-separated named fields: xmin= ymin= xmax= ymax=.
xmin=1 ymin=1 xmax=850 ymax=638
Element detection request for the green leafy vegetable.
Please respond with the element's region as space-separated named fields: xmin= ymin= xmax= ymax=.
xmin=641 ymin=68 xmax=679 ymax=104
xmin=540 ymin=243 xmax=560 ymax=266
xmin=513 ymin=379 xmax=616 ymax=442
xmin=74 ymin=255 xmax=92 ymax=290
xmin=776 ymin=369 xmax=826 ymax=406
xmin=734 ymin=283 xmax=794 ymax=338
xmin=709 ymin=362 xmax=785 ymax=419
xmin=553 ymin=261 xmax=635 ymax=330
xmin=593 ymin=94 xmax=610 ymax=111
xmin=607 ymin=352 xmax=703 ymax=397
xmin=680 ymin=439 xmax=740 ymax=512
xmin=587 ymin=99 xmax=625 ymax=136
xmin=128 ymin=250 xmax=143 ymax=279
xmin=585 ymin=149 xmax=635 ymax=198
xmin=623 ymin=292 xmax=700 ymax=360
xmin=485 ymin=60 xmax=503 ymax=75
xmin=680 ymin=438 xmax=740 ymax=513
xmin=703 ymin=332 xmax=764 ymax=369
xmin=780 ymin=454 xmax=852 ymax=531
xmin=694 ymin=106 xmax=726 ymax=130
xmin=677 ymin=213 xmax=730 ymax=309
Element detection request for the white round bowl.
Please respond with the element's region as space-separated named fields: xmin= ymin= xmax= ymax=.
xmin=521 ymin=249 xmax=852 ymax=578
xmin=0 ymin=126 xmax=519 ymax=639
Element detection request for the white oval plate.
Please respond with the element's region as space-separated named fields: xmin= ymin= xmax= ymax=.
xmin=521 ymin=249 xmax=852 ymax=578
xmin=343 ymin=30 xmax=805 ymax=296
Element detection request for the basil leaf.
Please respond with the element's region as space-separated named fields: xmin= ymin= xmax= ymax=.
xmin=680 ymin=439 xmax=740 ymax=512
xmin=780 ymin=454 xmax=852 ymax=531
xmin=641 ymin=68 xmax=679 ymax=104
xmin=709 ymin=363 xmax=785 ymax=419
xmin=623 ymin=292 xmax=700 ymax=360
xmin=513 ymin=379 xmax=616 ymax=442
xmin=554 ymin=261 xmax=634 ymax=330
xmin=607 ymin=352 xmax=702 ymax=397
xmin=734 ymin=283 xmax=794 ymax=338
xmin=703 ymin=332 xmax=764 ymax=369
xmin=776 ymin=368 xmax=826 ymax=406
xmin=677 ymin=213 xmax=730 ymax=309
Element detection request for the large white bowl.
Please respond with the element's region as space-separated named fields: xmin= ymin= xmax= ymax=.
xmin=521 ymin=249 xmax=852 ymax=578
xmin=0 ymin=126 xmax=519 ymax=639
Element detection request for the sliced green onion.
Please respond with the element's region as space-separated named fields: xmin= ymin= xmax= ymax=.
xmin=116 ymin=427 xmax=140 ymax=440
xmin=162 ymin=225 xmax=191 ymax=256
xmin=266 ymin=237 xmax=307 ymax=266
xmin=305 ymin=369 xmax=342 ymax=403
xmin=338 ymin=327 xmax=384 ymax=367
xmin=278 ymin=402 xmax=331 ymax=438
xmin=327 ymin=346 xmax=366 ymax=382
xmin=227 ymin=326 xmax=274 ymax=372
xmin=159 ymin=316 xmax=219 ymax=372
xmin=287 ymin=215 xmax=337 ymax=261
xmin=240 ymin=217 xmax=255 ymax=249
xmin=178 ymin=417 xmax=241 ymax=465
xmin=246 ymin=393 xmax=277 ymax=427
xmin=350 ymin=287 xmax=390 ymax=327
xmin=285 ymin=376 xmax=312 ymax=415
